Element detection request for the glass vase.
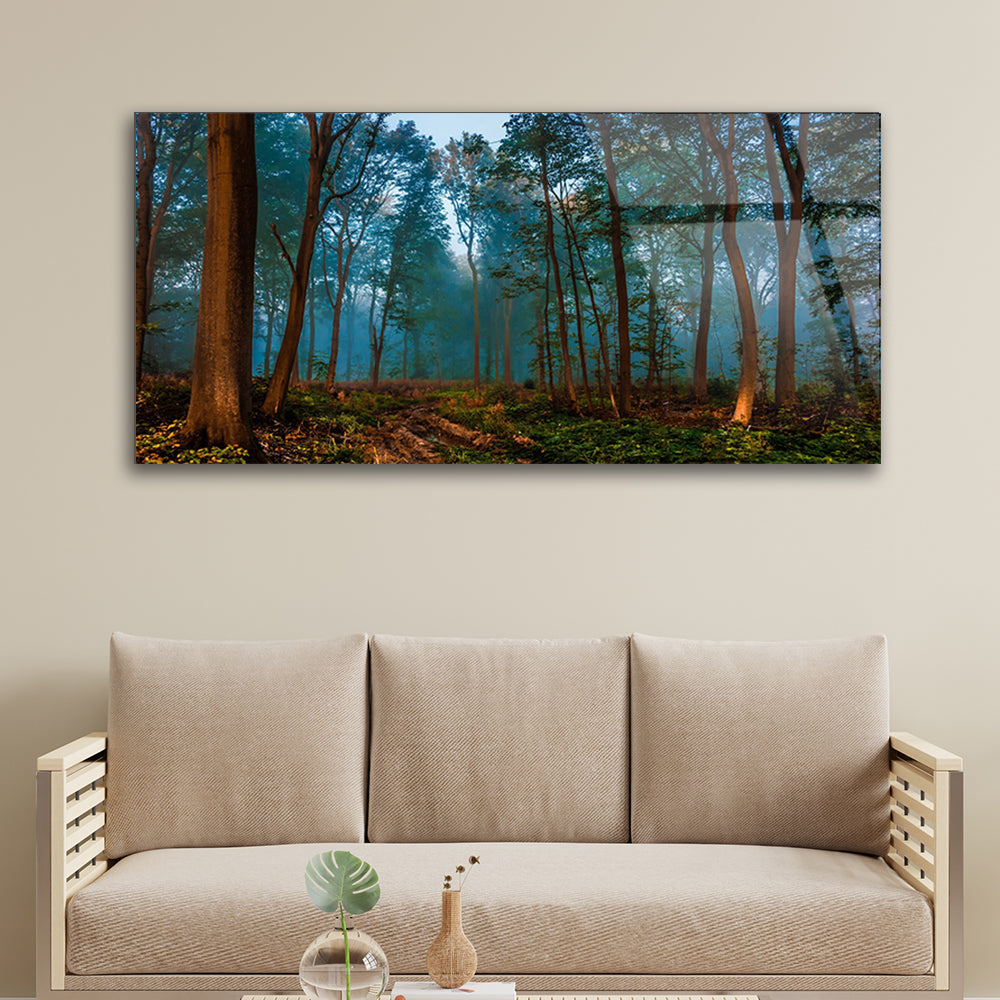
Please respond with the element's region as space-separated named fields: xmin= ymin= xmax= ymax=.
xmin=300 ymin=925 xmax=389 ymax=1000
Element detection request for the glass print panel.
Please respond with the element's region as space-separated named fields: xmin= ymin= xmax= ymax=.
xmin=135 ymin=112 xmax=880 ymax=464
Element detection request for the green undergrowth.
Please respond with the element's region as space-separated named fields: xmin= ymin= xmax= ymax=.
xmin=440 ymin=394 xmax=879 ymax=464
xmin=136 ymin=378 xmax=879 ymax=465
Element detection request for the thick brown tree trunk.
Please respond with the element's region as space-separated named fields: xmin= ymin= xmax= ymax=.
xmin=263 ymin=114 xmax=337 ymax=416
xmin=134 ymin=114 xmax=155 ymax=387
xmin=181 ymin=113 xmax=261 ymax=458
xmin=698 ymin=113 xmax=758 ymax=426
xmin=596 ymin=114 xmax=631 ymax=416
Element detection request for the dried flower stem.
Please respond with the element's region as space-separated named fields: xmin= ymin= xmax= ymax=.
xmin=443 ymin=855 xmax=480 ymax=890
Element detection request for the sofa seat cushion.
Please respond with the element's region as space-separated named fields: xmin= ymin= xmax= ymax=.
xmin=66 ymin=841 xmax=932 ymax=978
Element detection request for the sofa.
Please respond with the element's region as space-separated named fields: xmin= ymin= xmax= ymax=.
xmin=36 ymin=632 xmax=964 ymax=1000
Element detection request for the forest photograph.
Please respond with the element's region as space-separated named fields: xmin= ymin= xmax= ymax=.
xmin=135 ymin=111 xmax=880 ymax=464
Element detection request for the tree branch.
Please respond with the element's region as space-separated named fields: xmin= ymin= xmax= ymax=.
xmin=270 ymin=223 xmax=297 ymax=277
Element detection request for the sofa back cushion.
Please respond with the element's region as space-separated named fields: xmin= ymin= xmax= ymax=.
xmin=367 ymin=635 xmax=630 ymax=843
xmin=105 ymin=632 xmax=369 ymax=858
xmin=630 ymin=634 xmax=890 ymax=855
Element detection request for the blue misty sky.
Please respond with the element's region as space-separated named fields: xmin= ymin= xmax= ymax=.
xmin=386 ymin=113 xmax=512 ymax=257
xmin=388 ymin=112 xmax=512 ymax=151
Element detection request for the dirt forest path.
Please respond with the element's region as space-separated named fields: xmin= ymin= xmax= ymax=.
xmin=361 ymin=403 xmax=532 ymax=464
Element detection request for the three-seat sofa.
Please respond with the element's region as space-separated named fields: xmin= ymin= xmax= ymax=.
xmin=36 ymin=632 xmax=963 ymax=1000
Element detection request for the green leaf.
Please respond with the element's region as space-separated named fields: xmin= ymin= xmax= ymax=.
xmin=305 ymin=850 xmax=381 ymax=915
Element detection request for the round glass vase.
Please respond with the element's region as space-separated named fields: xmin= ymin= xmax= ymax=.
xmin=300 ymin=926 xmax=389 ymax=1000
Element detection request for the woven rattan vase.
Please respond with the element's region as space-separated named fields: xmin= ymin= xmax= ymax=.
xmin=426 ymin=889 xmax=477 ymax=988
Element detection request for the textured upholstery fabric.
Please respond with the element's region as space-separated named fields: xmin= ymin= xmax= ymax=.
xmin=367 ymin=635 xmax=630 ymax=842
xmin=105 ymin=632 xmax=369 ymax=858
xmin=630 ymin=634 xmax=890 ymax=854
xmin=66 ymin=841 xmax=933 ymax=977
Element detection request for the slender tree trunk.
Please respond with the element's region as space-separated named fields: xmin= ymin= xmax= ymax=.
xmin=564 ymin=221 xmax=591 ymax=408
xmin=469 ymin=252 xmax=481 ymax=394
xmin=366 ymin=279 xmax=378 ymax=383
xmin=846 ymin=289 xmax=862 ymax=387
xmin=145 ymin=124 xmax=195 ymax=323
xmin=693 ymin=214 xmax=715 ymax=402
xmin=324 ymin=231 xmax=353 ymax=389
xmin=345 ymin=293 xmax=355 ymax=381
xmin=135 ymin=114 xmax=155 ymax=386
xmin=693 ymin=146 xmax=715 ymax=403
xmin=534 ymin=302 xmax=545 ymax=389
xmin=646 ymin=270 xmax=658 ymax=399
xmin=765 ymin=113 xmax=808 ymax=410
xmin=839 ymin=229 xmax=864 ymax=389
xmin=494 ymin=298 xmax=500 ymax=383
xmin=502 ymin=292 xmax=512 ymax=387
xmin=565 ymin=212 xmax=618 ymax=419
xmin=698 ymin=113 xmax=758 ymax=426
xmin=180 ymin=113 xmax=261 ymax=458
xmin=263 ymin=302 xmax=275 ymax=378
xmin=264 ymin=114 xmax=337 ymax=416
xmin=539 ymin=147 xmax=577 ymax=409
xmin=306 ymin=276 xmax=316 ymax=381
xmin=596 ymin=113 xmax=631 ymax=416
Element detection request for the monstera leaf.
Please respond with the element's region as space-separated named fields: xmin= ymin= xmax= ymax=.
xmin=305 ymin=849 xmax=381 ymax=915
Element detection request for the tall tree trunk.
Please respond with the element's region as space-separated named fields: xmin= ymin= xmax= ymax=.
xmin=323 ymin=230 xmax=352 ymax=389
xmin=765 ymin=112 xmax=808 ymax=410
xmin=692 ymin=145 xmax=715 ymax=403
xmin=502 ymin=292 xmax=512 ymax=387
xmin=840 ymin=229 xmax=863 ymax=389
xmin=565 ymin=212 xmax=618 ymax=419
xmin=646 ymin=267 xmax=658 ymax=399
xmin=134 ymin=113 xmax=155 ymax=387
xmin=306 ymin=275 xmax=316 ymax=381
xmin=181 ymin=113 xmax=261 ymax=458
xmin=539 ymin=146 xmax=577 ymax=409
xmin=263 ymin=113 xmax=338 ymax=416
xmin=469 ymin=251 xmax=481 ymax=394
xmin=263 ymin=302 xmax=275 ymax=378
xmin=698 ymin=113 xmax=758 ymax=426
xmin=563 ymin=217 xmax=591 ymax=408
xmin=596 ymin=113 xmax=631 ymax=416
xmin=344 ymin=293 xmax=355 ymax=381
xmin=535 ymin=302 xmax=545 ymax=389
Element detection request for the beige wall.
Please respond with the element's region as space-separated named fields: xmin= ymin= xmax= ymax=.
xmin=2 ymin=0 xmax=998 ymax=995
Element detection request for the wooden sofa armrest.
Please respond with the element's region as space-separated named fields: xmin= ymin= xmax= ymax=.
xmin=887 ymin=731 xmax=963 ymax=993
xmin=890 ymin=732 xmax=963 ymax=772
xmin=36 ymin=733 xmax=109 ymax=993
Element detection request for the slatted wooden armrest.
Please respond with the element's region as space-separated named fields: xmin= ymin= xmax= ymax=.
xmin=890 ymin=732 xmax=963 ymax=772
xmin=36 ymin=733 xmax=109 ymax=994
xmin=886 ymin=731 xmax=963 ymax=994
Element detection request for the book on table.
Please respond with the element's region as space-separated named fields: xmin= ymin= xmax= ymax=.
xmin=389 ymin=983 xmax=515 ymax=1000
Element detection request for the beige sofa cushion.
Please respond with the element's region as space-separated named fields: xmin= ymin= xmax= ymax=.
xmin=66 ymin=841 xmax=932 ymax=977
xmin=631 ymin=634 xmax=890 ymax=854
xmin=105 ymin=632 xmax=369 ymax=858
xmin=367 ymin=635 xmax=630 ymax=842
